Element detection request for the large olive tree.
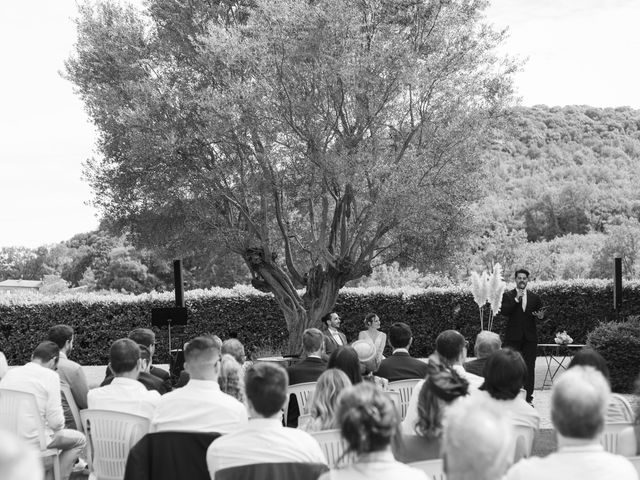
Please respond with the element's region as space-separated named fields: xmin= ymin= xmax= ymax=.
xmin=66 ymin=0 xmax=516 ymax=350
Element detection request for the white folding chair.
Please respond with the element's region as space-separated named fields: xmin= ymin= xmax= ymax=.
xmin=388 ymin=379 xmax=421 ymax=420
xmin=385 ymin=390 xmax=402 ymax=418
xmin=0 ymin=388 xmax=61 ymax=480
xmin=408 ymin=459 xmax=446 ymax=480
xmin=601 ymin=422 xmax=633 ymax=453
xmin=80 ymin=409 xmax=150 ymax=480
xmin=61 ymin=383 xmax=84 ymax=434
xmin=627 ymin=456 xmax=640 ymax=476
xmin=513 ymin=424 xmax=536 ymax=461
xmin=310 ymin=429 xmax=356 ymax=468
xmin=283 ymin=382 xmax=316 ymax=425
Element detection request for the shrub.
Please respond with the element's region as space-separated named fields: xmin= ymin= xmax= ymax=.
xmin=1 ymin=280 xmax=639 ymax=366
xmin=587 ymin=317 xmax=640 ymax=393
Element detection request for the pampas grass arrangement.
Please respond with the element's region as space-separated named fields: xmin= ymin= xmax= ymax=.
xmin=469 ymin=263 xmax=507 ymax=331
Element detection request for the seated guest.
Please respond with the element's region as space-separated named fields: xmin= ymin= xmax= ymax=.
xmin=443 ymin=395 xmax=514 ymax=480
xmin=0 ymin=350 xmax=8 ymax=378
xmin=403 ymin=330 xmax=482 ymax=433
xmin=0 ymin=430 xmax=44 ymax=480
xmin=299 ymin=369 xmax=352 ymax=432
xmin=221 ymin=338 xmax=246 ymax=365
xmin=102 ymin=345 xmax=167 ymax=394
xmin=505 ymin=366 xmax=637 ymax=480
xmin=88 ymin=339 xmax=161 ymax=419
xmin=318 ymin=382 xmax=428 ymax=480
xmin=104 ymin=328 xmax=172 ymax=392
xmin=352 ymin=340 xmax=388 ymax=390
xmin=151 ymin=336 xmax=248 ymax=433
xmin=568 ymin=348 xmax=634 ymax=422
xmin=174 ymin=334 xmax=223 ymax=388
xmin=394 ymin=365 xmax=468 ymax=461
xmin=357 ymin=313 xmax=387 ymax=361
xmin=463 ymin=330 xmax=501 ymax=377
xmin=475 ymin=348 xmax=540 ymax=430
xmin=321 ymin=312 xmax=348 ymax=357
xmin=286 ymin=328 xmax=328 ymax=427
xmin=218 ymin=354 xmax=245 ymax=403
xmin=46 ymin=324 xmax=89 ymax=429
xmin=376 ymin=322 xmax=429 ymax=382
xmin=206 ymin=362 xmax=326 ymax=478
xmin=0 ymin=341 xmax=86 ymax=480
xmin=327 ymin=346 xmax=362 ymax=385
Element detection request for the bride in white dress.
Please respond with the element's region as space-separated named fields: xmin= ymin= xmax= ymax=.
xmin=358 ymin=313 xmax=387 ymax=361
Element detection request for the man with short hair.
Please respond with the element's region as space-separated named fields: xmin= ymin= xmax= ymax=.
xmin=206 ymin=362 xmax=326 ymax=479
xmin=463 ymin=330 xmax=502 ymax=377
xmin=46 ymin=324 xmax=89 ymax=429
xmin=286 ymin=328 xmax=328 ymax=427
xmin=501 ymin=268 xmax=545 ymax=403
xmin=101 ymin=344 xmax=167 ymax=394
xmin=375 ymin=322 xmax=429 ymax=382
xmin=151 ymin=336 xmax=248 ymax=433
xmin=443 ymin=395 xmax=514 ymax=480
xmin=505 ymin=366 xmax=637 ymax=480
xmin=88 ymin=339 xmax=161 ymax=419
xmin=402 ymin=329 xmax=482 ymax=434
xmin=320 ymin=312 xmax=347 ymax=357
xmin=0 ymin=341 xmax=86 ymax=480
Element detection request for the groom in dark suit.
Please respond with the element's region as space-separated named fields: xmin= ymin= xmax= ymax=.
xmin=501 ymin=268 xmax=545 ymax=403
xmin=321 ymin=312 xmax=348 ymax=357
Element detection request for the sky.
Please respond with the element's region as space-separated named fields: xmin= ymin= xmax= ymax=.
xmin=1 ymin=0 xmax=639 ymax=249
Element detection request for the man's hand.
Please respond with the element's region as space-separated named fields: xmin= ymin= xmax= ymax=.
xmin=533 ymin=307 xmax=547 ymax=319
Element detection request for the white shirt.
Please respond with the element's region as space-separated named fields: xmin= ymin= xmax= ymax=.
xmin=471 ymin=390 xmax=540 ymax=430
xmin=0 ymin=362 xmax=64 ymax=443
xmin=515 ymin=289 xmax=527 ymax=311
xmin=151 ymin=379 xmax=247 ymax=433
xmin=318 ymin=450 xmax=428 ymax=480
xmin=401 ymin=365 xmax=483 ymax=434
xmin=88 ymin=376 xmax=160 ymax=419
xmin=206 ymin=417 xmax=326 ymax=479
xmin=505 ymin=442 xmax=637 ymax=480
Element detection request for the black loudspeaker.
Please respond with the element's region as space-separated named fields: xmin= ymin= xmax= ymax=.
xmin=614 ymin=257 xmax=622 ymax=310
xmin=174 ymin=259 xmax=185 ymax=307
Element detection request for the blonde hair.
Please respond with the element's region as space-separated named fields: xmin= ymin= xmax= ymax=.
xmin=309 ymin=369 xmax=352 ymax=429
xmin=218 ymin=354 xmax=245 ymax=403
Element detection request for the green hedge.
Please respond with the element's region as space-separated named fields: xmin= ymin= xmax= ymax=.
xmin=587 ymin=317 xmax=640 ymax=393
xmin=1 ymin=280 xmax=639 ymax=366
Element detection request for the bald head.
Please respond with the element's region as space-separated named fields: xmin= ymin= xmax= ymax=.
xmin=443 ymin=396 xmax=513 ymax=480
xmin=552 ymin=366 xmax=609 ymax=440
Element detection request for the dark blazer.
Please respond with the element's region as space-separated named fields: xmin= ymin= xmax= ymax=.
xmin=104 ymin=365 xmax=172 ymax=392
xmin=322 ymin=329 xmax=348 ymax=357
xmin=125 ymin=431 xmax=220 ymax=480
xmin=287 ymin=356 xmax=327 ymax=385
xmin=463 ymin=357 xmax=488 ymax=377
xmin=500 ymin=289 xmax=542 ymax=342
xmin=375 ymin=351 xmax=429 ymax=382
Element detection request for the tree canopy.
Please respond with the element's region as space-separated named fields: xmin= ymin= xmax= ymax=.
xmin=66 ymin=0 xmax=516 ymax=348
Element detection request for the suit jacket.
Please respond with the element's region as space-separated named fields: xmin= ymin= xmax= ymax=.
xmin=322 ymin=329 xmax=348 ymax=357
xmin=463 ymin=357 xmax=488 ymax=377
xmin=375 ymin=352 xmax=429 ymax=382
xmin=104 ymin=364 xmax=172 ymax=392
xmin=287 ymin=356 xmax=327 ymax=386
xmin=124 ymin=431 xmax=220 ymax=480
xmin=500 ymin=289 xmax=542 ymax=342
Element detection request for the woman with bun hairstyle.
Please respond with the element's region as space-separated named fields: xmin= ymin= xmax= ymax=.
xmin=318 ymin=382 xmax=428 ymax=480
xmin=393 ymin=364 xmax=469 ymax=462
xmin=299 ymin=369 xmax=352 ymax=432
xmin=328 ymin=346 xmax=363 ymax=385
xmin=357 ymin=313 xmax=386 ymax=361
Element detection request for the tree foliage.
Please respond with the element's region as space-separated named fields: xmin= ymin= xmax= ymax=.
xmin=65 ymin=0 xmax=516 ymax=348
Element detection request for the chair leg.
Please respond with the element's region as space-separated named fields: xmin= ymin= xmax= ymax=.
xmin=52 ymin=454 xmax=61 ymax=480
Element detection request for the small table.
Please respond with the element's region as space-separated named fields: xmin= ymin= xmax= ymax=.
xmin=538 ymin=343 xmax=585 ymax=389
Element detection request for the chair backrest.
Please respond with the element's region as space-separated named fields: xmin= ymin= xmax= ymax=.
xmin=388 ymin=379 xmax=420 ymax=420
xmin=81 ymin=409 xmax=150 ymax=480
xmin=385 ymin=390 xmax=402 ymax=418
xmin=408 ymin=459 xmax=446 ymax=480
xmin=216 ymin=462 xmax=328 ymax=480
xmin=310 ymin=429 xmax=357 ymax=468
xmin=61 ymin=383 xmax=83 ymax=433
xmin=601 ymin=422 xmax=633 ymax=453
xmin=283 ymin=382 xmax=316 ymax=425
xmin=513 ymin=424 xmax=535 ymax=461
xmin=0 ymin=388 xmax=49 ymax=450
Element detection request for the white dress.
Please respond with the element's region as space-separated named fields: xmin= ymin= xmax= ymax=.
xmin=358 ymin=330 xmax=387 ymax=361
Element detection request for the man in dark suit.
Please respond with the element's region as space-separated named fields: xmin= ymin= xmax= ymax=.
xmin=375 ymin=322 xmax=429 ymax=382
xmin=500 ymin=268 xmax=545 ymax=403
xmin=321 ymin=312 xmax=348 ymax=357
xmin=285 ymin=328 xmax=327 ymax=426
xmin=463 ymin=330 xmax=502 ymax=377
